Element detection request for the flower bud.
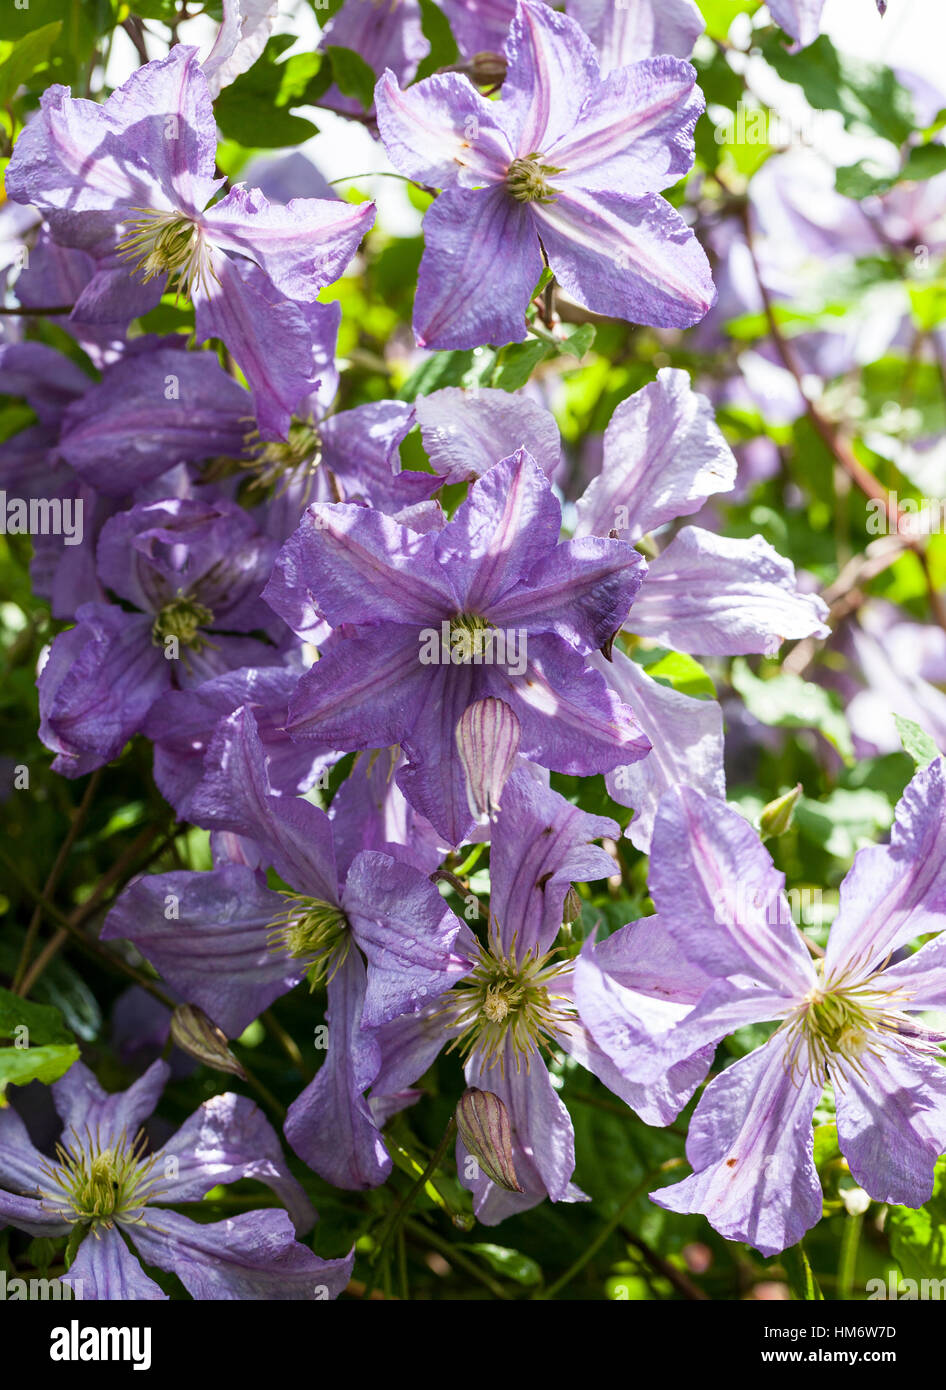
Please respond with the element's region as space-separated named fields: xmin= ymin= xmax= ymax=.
xmin=456 ymin=698 xmax=520 ymax=825
xmin=455 ymin=1087 xmax=522 ymax=1192
xmin=562 ymin=884 xmax=582 ymax=926
xmin=471 ymin=51 xmax=507 ymax=87
xmin=759 ymin=783 xmax=802 ymax=840
xmin=169 ymin=1003 xmax=247 ymax=1079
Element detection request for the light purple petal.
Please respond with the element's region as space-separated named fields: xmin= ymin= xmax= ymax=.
xmin=265 ymin=501 xmax=454 ymax=629
xmin=834 ymin=1045 xmax=946 ymax=1207
xmin=202 ymin=0 xmax=279 ymax=98
xmin=649 ymin=786 xmax=817 ymax=995
xmin=535 ymin=188 xmax=714 ymax=330
xmin=489 ymin=768 xmax=617 ymax=955
xmin=548 ymin=56 xmax=703 ymax=196
xmin=652 ymin=1032 xmax=823 ymax=1257
xmin=416 ymin=385 xmax=562 ymax=484
xmin=6 ymin=46 xmax=220 ymax=218
xmin=154 ymin=1091 xmax=315 ymax=1233
xmin=204 ymin=185 xmax=373 ymax=302
xmin=66 ymin=1225 xmax=168 ymax=1299
xmin=599 ymin=649 xmax=725 ymax=852
xmin=52 ymin=1059 xmax=169 ymax=1150
xmin=630 ymin=528 xmax=830 ymax=656
xmin=501 ymin=1 xmax=600 ymax=153
xmin=343 ymin=849 xmax=471 ymax=1025
xmin=437 ymin=447 xmax=561 ymax=613
xmin=374 ymin=68 xmax=513 ymax=188
xmin=575 ymin=368 xmax=736 ymax=542
xmin=284 ymin=951 xmax=391 ymax=1189
xmin=568 ymin=0 xmax=703 ymax=71
xmin=58 ymin=347 xmax=252 ymax=496
xmin=129 ymin=1207 xmax=353 ymax=1299
xmin=101 ymin=865 xmax=301 ymax=1038
xmin=414 ymin=185 xmax=543 ymax=349
xmin=825 ymin=759 xmax=946 ymax=981
xmin=767 ymin=0 xmax=826 ymax=48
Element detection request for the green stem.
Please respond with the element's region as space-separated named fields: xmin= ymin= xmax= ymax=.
xmin=838 ymin=1211 xmax=863 ymax=1301
xmin=784 ymin=1240 xmax=825 ymax=1301
xmin=535 ymin=1158 xmax=685 ymax=1301
xmin=403 ymin=1218 xmax=511 ymax=1300
xmin=373 ymin=1117 xmax=457 ymax=1273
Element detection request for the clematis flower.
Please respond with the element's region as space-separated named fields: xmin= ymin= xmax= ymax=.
xmin=640 ymin=761 xmax=946 ymax=1256
xmin=574 ymin=368 xmax=829 ymax=849
xmin=441 ymin=0 xmax=703 ymax=66
xmin=5 ymin=45 xmax=373 ymax=438
xmin=103 ymin=706 xmax=470 ymax=1189
xmin=365 ymin=769 xmax=714 ymax=1222
xmin=374 ymin=0 xmax=714 ymax=348
xmin=0 ymin=1060 xmax=353 ymax=1300
xmin=264 ymin=446 xmax=650 ymax=844
xmin=38 ymin=496 xmax=287 ymax=777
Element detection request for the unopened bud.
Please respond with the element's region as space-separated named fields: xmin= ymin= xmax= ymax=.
xmin=562 ymin=884 xmax=582 ymax=926
xmin=471 ymin=50 xmax=507 ymax=87
xmin=456 ymin=698 xmax=520 ymax=825
xmin=455 ymin=1087 xmax=522 ymax=1192
xmin=759 ymin=783 xmax=802 ymax=841
xmin=169 ymin=1003 xmax=247 ymax=1079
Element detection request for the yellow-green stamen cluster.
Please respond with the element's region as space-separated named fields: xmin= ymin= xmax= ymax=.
xmin=246 ymin=420 xmax=323 ymax=500
xmin=450 ymin=613 xmax=493 ymax=662
xmin=441 ymin=928 xmax=574 ymax=1073
xmin=38 ymin=1127 xmax=164 ymax=1232
xmin=505 ymin=155 xmax=562 ymax=204
xmin=151 ymin=592 xmax=215 ymax=652
xmin=781 ymin=968 xmax=916 ymax=1087
xmin=118 ymin=209 xmax=216 ymax=299
xmin=268 ymin=892 xmax=350 ymax=989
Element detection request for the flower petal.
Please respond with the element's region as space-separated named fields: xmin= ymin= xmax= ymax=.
xmin=630 ymin=528 xmax=830 ymax=656
xmin=535 ymin=188 xmax=714 ymax=328
xmin=416 ymin=385 xmax=562 ymax=484
xmin=414 ymin=185 xmax=543 ymax=350
xmin=52 ymin=1059 xmax=169 ymax=1150
xmin=652 ymin=1033 xmax=823 ymax=1256
xmin=375 ymin=68 xmax=513 ymax=188
xmin=129 ymin=1207 xmax=353 ymax=1299
xmin=66 ymin=1226 xmax=168 ymax=1300
xmin=575 ymin=367 xmax=736 ymax=542
xmin=501 ymin=0 xmax=599 ymax=153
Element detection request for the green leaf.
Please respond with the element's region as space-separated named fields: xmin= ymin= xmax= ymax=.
xmin=461 ymin=1243 xmax=542 ymax=1286
xmin=0 ymin=20 xmax=60 ymax=104
xmin=888 ymin=1155 xmax=946 ymax=1281
xmin=894 ymin=714 xmax=941 ymax=768
xmin=633 ymin=647 xmax=716 ymax=699
xmin=697 ymin=0 xmax=761 ymax=43
xmin=794 ymin=788 xmax=895 ymax=859
xmin=213 ymin=35 xmax=323 ymax=148
xmin=415 ymin=0 xmax=459 ymax=81
xmin=731 ymin=658 xmax=855 ymax=763
xmin=902 ymin=142 xmax=946 ymax=182
xmin=0 ymin=986 xmax=79 ymax=1097
xmin=325 ymin=44 xmax=376 ymax=111
xmin=761 ymin=34 xmax=915 ymax=147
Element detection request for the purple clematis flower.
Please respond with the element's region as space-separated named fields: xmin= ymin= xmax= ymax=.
xmin=574 ymin=368 xmax=829 ymax=849
xmin=0 ymin=1060 xmax=353 ymax=1299
xmin=366 ymin=768 xmax=713 ymax=1222
xmin=5 ymin=45 xmax=373 ymax=438
xmin=103 ymin=706 xmax=471 ymax=1189
xmin=441 ymin=0 xmax=703 ymax=67
xmin=264 ymin=446 xmax=650 ymax=844
xmin=375 ymin=0 xmax=714 ymax=348
xmin=640 ymin=761 xmax=946 ymax=1256
xmin=38 ymin=495 xmax=286 ymax=777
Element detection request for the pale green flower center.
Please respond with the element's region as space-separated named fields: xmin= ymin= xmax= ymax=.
xmin=151 ymin=592 xmax=215 ymax=651
xmin=118 ymin=209 xmax=216 ymax=299
xmin=39 ymin=1128 xmax=163 ymax=1230
xmin=440 ymin=928 xmax=574 ymax=1073
xmin=449 ymin=613 xmax=493 ymax=662
xmin=268 ymin=893 xmax=350 ymax=989
xmin=505 ymin=154 xmax=562 ymax=204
